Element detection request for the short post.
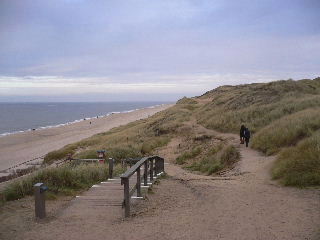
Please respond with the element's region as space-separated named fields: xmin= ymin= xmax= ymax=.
xmin=34 ymin=183 xmax=48 ymax=219
xmin=122 ymin=177 xmax=130 ymax=217
xmin=144 ymin=161 xmax=148 ymax=186
xmin=156 ymin=157 xmax=164 ymax=174
xmin=109 ymin=158 xmax=114 ymax=179
xmin=150 ymin=159 xmax=154 ymax=182
xmin=136 ymin=166 xmax=141 ymax=197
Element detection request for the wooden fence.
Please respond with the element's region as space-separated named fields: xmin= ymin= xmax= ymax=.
xmin=120 ymin=156 xmax=164 ymax=217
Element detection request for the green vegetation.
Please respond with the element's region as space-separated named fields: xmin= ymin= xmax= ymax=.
xmin=176 ymin=147 xmax=201 ymax=165
xmin=42 ymin=77 xmax=320 ymax=187
xmin=194 ymin=77 xmax=320 ymax=186
xmin=187 ymin=145 xmax=240 ymax=175
xmin=251 ymin=109 xmax=320 ymax=155
xmin=272 ymin=131 xmax=320 ymax=187
xmin=1 ymin=163 xmax=123 ymax=202
xmin=176 ymin=97 xmax=198 ymax=105
xmin=197 ymin=79 xmax=320 ymax=133
xmin=44 ymin=104 xmax=191 ymax=164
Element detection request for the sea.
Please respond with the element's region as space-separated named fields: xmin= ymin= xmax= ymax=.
xmin=0 ymin=102 xmax=168 ymax=136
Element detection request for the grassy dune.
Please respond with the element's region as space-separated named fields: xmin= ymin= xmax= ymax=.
xmin=272 ymin=131 xmax=320 ymax=187
xmin=195 ymin=77 xmax=320 ymax=186
xmin=185 ymin=144 xmax=240 ymax=175
xmin=44 ymin=104 xmax=191 ymax=164
xmin=3 ymin=77 xmax=319 ymax=204
xmin=251 ymin=109 xmax=320 ymax=155
xmin=44 ymin=77 xmax=320 ymax=187
xmin=1 ymin=163 xmax=123 ymax=202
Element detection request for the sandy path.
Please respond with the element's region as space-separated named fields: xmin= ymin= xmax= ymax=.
xmin=0 ymin=104 xmax=172 ymax=173
xmin=6 ymin=123 xmax=319 ymax=240
xmin=113 ymin=129 xmax=320 ymax=240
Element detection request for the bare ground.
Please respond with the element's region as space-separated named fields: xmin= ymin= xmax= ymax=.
xmin=1 ymin=123 xmax=319 ymax=240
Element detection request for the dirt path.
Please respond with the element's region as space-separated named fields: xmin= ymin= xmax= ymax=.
xmin=121 ymin=128 xmax=320 ymax=240
xmin=2 ymin=124 xmax=320 ymax=240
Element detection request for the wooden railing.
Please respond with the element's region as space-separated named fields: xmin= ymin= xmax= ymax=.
xmin=120 ymin=156 xmax=164 ymax=217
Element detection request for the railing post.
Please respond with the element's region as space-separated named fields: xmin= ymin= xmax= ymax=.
xmin=155 ymin=157 xmax=164 ymax=176
xmin=122 ymin=177 xmax=130 ymax=217
xmin=109 ymin=158 xmax=114 ymax=179
xmin=150 ymin=159 xmax=154 ymax=182
xmin=137 ymin=166 xmax=141 ymax=197
xmin=159 ymin=157 xmax=164 ymax=173
xmin=144 ymin=161 xmax=148 ymax=186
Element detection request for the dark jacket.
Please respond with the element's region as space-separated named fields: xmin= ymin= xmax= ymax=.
xmin=244 ymin=128 xmax=250 ymax=139
xmin=240 ymin=125 xmax=245 ymax=138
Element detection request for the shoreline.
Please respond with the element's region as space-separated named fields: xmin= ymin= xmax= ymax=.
xmin=0 ymin=103 xmax=169 ymax=137
xmin=0 ymin=103 xmax=173 ymax=174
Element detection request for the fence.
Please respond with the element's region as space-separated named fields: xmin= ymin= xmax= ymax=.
xmin=120 ymin=156 xmax=164 ymax=217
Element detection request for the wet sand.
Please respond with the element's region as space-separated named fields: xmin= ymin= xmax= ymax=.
xmin=0 ymin=104 xmax=172 ymax=173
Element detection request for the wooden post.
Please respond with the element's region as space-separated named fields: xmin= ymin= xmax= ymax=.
xmin=144 ymin=161 xmax=148 ymax=186
xmin=158 ymin=157 xmax=164 ymax=173
xmin=108 ymin=158 xmax=114 ymax=179
xmin=136 ymin=166 xmax=141 ymax=197
xmin=34 ymin=183 xmax=47 ymax=219
xmin=150 ymin=159 xmax=154 ymax=182
xmin=122 ymin=178 xmax=130 ymax=217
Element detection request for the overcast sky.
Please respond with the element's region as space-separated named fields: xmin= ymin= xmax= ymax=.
xmin=0 ymin=0 xmax=319 ymax=102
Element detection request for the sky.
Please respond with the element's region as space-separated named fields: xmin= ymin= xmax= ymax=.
xmin=0 ymin=0 xmax=319 ymax=102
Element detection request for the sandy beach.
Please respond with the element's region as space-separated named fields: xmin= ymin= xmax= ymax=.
xmin=0 ymin=104 xmax=172 ymax=173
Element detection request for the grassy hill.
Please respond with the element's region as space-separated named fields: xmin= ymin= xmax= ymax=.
xmin=43 ymin=77 xmax=320 ymax=187
xmin=195 ymin=77 xmax=320 ymax=186
xmin=3 ymin=77 xmax=319 ymax=203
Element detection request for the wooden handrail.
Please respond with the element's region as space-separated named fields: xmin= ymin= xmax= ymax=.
xmin=120 ymin=156 xmax=164 ymax=217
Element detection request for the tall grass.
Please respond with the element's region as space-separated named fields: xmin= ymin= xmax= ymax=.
xmin=176 ymin=147 xmax=201 ymax=165
xmin=1 ymin=163 xmax=123 ymax=202
xmin=272 ymin=131 xmax=320 ymax=187
xmin=251 ymin=109 xmax=320 ymax=155
xmin=194 ymin=78 xmax=320 ymax=186
xmin=186 ymin=144 xmax=240 ymax=175
xmin=43 ymin=103 xmax=191 ymax=164
xmin=198 ymin=95 xmax=320 ymax=134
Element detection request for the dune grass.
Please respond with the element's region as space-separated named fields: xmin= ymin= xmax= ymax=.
xmin=193 ymin=77 xmax=320 ymax=186
xmin=186 ymin=144 xmax=240 ymax=175
xmin=251 ymin=109 xmax=320 ymax=155
xmin=41 ymin=77 xmax=320 ymax=187
xmin=44 ymin=104 xmax=190 ymax=164
xmin=1 ymin=163 xmax=123 ymax=202
xmin=176 ymin=147 xmax=201 ymax=165
xmin=272 ymin=131 xmax=320 ymax=187
xmin=197 ymin=78 xmax=320 ymax=133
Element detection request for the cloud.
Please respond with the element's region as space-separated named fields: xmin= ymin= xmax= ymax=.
xmin=0 ymin=0 xmax=319 ymax=100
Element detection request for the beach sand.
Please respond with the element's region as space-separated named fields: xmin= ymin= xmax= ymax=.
xmin=0 ymin=104 xmax=172 ymax=173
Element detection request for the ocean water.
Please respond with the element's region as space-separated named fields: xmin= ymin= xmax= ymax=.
xmin=0 ymin=102 xmax=167 ymax=136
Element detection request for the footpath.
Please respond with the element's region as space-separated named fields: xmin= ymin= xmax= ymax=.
xmin=5 ymin=127 xmax=320 ymax=240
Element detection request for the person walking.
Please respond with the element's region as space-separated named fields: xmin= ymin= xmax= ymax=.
xmin=240 ymin=125 xmax=246 ymax=144
xmin=244 ymin=127 xmax=251 ymax=147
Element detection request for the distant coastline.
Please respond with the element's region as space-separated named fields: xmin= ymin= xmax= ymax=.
xmin=0 ymin=102 xmax=170 ymax=137
xmin=0 ymin=103 xmax=173 ymax=173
